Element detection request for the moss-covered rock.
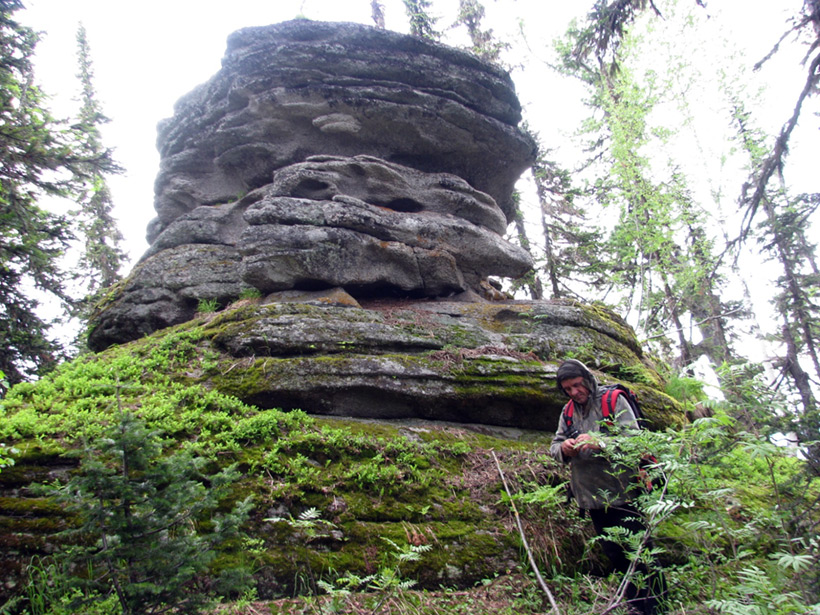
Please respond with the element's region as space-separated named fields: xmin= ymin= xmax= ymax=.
xmin=189 ymin=295 xmax=682 ymax=431
xmin=0 ymin=294 xmax=684 ymax=603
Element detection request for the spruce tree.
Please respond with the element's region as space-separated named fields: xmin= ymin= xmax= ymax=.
xmin=0 ymin=1 xmax=97 ymax=390
xmin=402 ymin=0 xmax=438 ymax=39
xmin=529 ymin=144 xmax=603 ymax=300
xmin=733 ymin=102 xmax=819 ymax=472
xmin=49 ymin=411 xmax=253 ymax=614
xmin=74 ymin=24 xmax=124 ymax=301
xmin=453 ymin=0 xmax=508 ymax=63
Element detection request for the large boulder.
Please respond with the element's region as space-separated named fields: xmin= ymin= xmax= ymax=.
xmin=89 ymin=21 xmax=538 ymax=351
xmin=150 ymin=20 xmax=536 ymax=241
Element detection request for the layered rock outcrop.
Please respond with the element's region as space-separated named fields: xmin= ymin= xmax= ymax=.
xmin=149 ymin=20 xmax=535 ymax=240
xmin=88 ymin=20 xmax=538 ymax=351
xmin=85 ymin=19 xmax=679 ymax=432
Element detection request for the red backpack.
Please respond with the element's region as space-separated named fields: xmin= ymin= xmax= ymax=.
xmin=562 ymin=384 xmax=645 ymax=433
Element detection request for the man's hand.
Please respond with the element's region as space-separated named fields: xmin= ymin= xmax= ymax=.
xmin=561 ymin=438 xmax=578 ymax=457
xmin=575 ymin=433 xmax=601 ymax=452
xmin=561 ymin=433 xmax=603 ymax=457
xmin=561 ymin=433 xmax=601 ymax=458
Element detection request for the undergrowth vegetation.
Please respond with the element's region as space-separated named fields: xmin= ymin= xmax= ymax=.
xmin=0 ymin=327 xmax=818 ymax=614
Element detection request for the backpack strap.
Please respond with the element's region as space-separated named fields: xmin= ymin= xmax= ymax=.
xmin=600 ymin=387 xmax=619 ymax=426
xmin=563 ymin=387 xmax=625 ymax=432
xmin=562 ymin=400 xmax=575 ymax=431
xmin=564 ymin=390 xmax=616 ymax=432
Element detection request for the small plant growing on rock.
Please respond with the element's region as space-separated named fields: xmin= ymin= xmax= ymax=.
xmin=238 ymin=287 xmax=262 ymax=300
xmin=316 ymin=538 xmax=432 ymax=614
xmin=197 ymin=298 xmax=220 ymax=313
xmin=39 ymin=411 xmax=253 ymax=615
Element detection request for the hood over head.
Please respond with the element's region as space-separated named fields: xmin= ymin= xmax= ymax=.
xmin=556 ymin=359 xmax=598 ymax=400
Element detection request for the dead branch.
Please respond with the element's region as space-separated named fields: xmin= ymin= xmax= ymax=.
xmin=491 ymin=450 xmax=561 ymax=615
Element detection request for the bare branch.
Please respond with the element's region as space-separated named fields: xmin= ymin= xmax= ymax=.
xmin=739 ymin=52 xmax=820 ymax=242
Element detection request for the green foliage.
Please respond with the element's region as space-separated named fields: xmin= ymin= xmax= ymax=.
xmin=14 ymin=556 xmax=121 ymax=615
xmin=550 ymin=1 xmax=739 ymax=374
xmin=0 ymin=328 xmax=260 ymax=442
xmin=197 ymin=298 xmax=220 ymax=313
xmin=0 ymin=369 xmax=13 ymax=472
xmin=732 ymin=92 xmax=820 ymax=428
xmin=72 ymin=24 xmax=124 ymax=303
xmin=512 ymin=481 xmax=568 ymax=510
xmin=0 ymin=441 xmax=15 ymax=473
xmin=452 ymin=0 xmax=509 ymax=64
xmin=238 ymin=287 xmax=262 ymax=300
xmin=402 ymin=0 xmax=438 ymax=39
xmin=664 ymin=373 xmax=708 ymax=412
xmin=39 ymin=411 xmax=253 ymax=615
xmin=0 ymin=2 xmax=119 ymax=387
xmin=3 ymin=315 xmax=818 ymax=613
xmin=315 ymin=537 xmax=433 ymax=613
xmin=705 ymin=564 xmax=813 ymax=615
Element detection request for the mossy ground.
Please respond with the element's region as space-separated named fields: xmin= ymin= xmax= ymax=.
xmin=4 ymin=305 xmax=809 ymax=613
xmin=0 ymin=324 xmax=588 ymax=603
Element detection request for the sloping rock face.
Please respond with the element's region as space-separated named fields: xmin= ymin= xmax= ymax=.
xmin=0 ymin=294 xmax=681 ymax=603
xmin=88 ymin=20 xmax=537 ymax=351
xmin=198 ymin=295 xmax=681 ymax=431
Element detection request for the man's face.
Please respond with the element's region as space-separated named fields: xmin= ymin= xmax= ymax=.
xmin=561 ymin=376 xmax=590 ymax=405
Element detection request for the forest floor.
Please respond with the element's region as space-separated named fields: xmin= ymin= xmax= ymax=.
xmin=209 ymin=571 xmax=705 ymax=615
xmin=212 ymin=573 xmax=556 ymax=614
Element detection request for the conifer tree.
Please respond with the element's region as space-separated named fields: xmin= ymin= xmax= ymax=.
xmin=708 ymin=1 xmax=820 ymax=468
xmin=402 ymin=0 xmax=438 ymax=39
xmin=530 ymin=146 xmax=603 ymax=300
xmin=0 ymin=1 xmax=113 ymax=390
xmin=509 ymin=191 xmax=544 ymax=300
xmin=74 ymin=24 xmax=124 ymax=300
xmin=733 ymin=102 xmax=819 ymax=471
xmin=739 ymin=0 xmax=820 ymax=245
xmin=453 ymin=0 xmax=508 ymax=63
xmin=552 ymin=1 xmax=735 ymax=371
xmin=48 ymin=411 xmax=253 ymax=614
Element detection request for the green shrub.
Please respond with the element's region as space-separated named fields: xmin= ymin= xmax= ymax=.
xmin=38 ymin=412 xmax=254 ymax=615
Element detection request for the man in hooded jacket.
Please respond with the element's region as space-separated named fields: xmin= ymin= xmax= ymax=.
xmin=550 ymin=359 xmax=667 ymax=615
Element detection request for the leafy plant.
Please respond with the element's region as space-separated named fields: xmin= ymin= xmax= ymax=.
xmin=40 ymin=411 xmax=254 ymax=615
xmin=238 ymin=287 xmax=262 ymax=300
xmin=197 ymin=298 xmax=220 ymax=313
xmin=317 ymin=538 xmax=433 ymax=613
xmin=265 ymin=507 xmax=337 ymax=543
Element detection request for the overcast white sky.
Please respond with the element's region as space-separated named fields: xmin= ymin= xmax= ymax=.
xmin=17 ymin=0 xmax=814 ymax=278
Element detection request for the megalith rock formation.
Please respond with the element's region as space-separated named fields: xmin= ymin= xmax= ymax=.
xmin=88 ymin=20 xmax=538 ymax=351
xmin=0 ymin=21 xmax=685 ymax=602
xmin=85 ymin=19 xmax=680 ymax=432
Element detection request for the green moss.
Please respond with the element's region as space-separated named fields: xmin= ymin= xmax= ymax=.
xmin=0 ymin=297 xmax=691 ymax=602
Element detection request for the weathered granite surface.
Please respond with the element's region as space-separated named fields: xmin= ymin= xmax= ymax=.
xmin=149 ymin=20 xmax=536 ymax=241
xmin=194 ymin=293 xmax=681 ymax=431
xmin=88 ymin=20 xmax=538 ymax=351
